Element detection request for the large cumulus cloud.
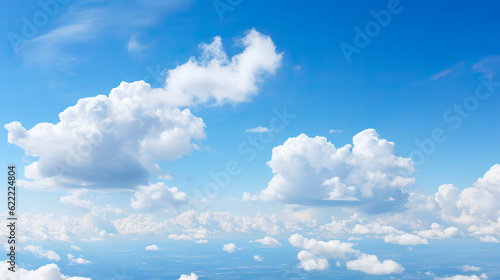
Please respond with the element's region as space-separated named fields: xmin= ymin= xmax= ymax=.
xmin=5 ymin=29 xmax=282 ymax=190
xmin=244 ymin=129 xmax=415 ymax=212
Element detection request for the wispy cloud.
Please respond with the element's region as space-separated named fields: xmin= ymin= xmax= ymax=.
xmin=245 ymin=126 xmax=271 ymax=133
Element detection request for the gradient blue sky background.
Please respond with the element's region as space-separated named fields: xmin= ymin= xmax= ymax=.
xmin=1 ymin=0 xmax=499 ymax=279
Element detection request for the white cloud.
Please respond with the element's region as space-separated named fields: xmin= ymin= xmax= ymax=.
xmin=178 ymin=273 xmax=198 ymax=280
xmin=245 ymin=129 xmax=414 ymax=212
xmin=245 ymin=126 xmax=271 ymax=133
xmin=6 ymin=29 xmax=281 ymax=191
xmin=164 ymin=29 xmax=283 ymax=106
xmin=67 ymin=253 xmax=92 ymax=265
xmin=346 ymin=254 xmax=404 ymax=275
xmin=383 ymin=234 xmax=428 ymax=245
xmin=329 ymin=129 xmax=342 ymax=134
xmin=461 ymin=265 xmax=481 ymax=272
xmin=24 ymin=245 xmax=61 ymax=261
xmin=289 ymin=234 xmax=404 ymax=274
xmin=253 ymin=255 xmax=263 ymax=261
xmin=434 ymin=165 xmax=500 ymax=224
xmin=0 ymin=261 xmax=90 ymax=280
xmin=418 ymin=223 xmax=460 ymax=239
xmin=130 ymin=182 xmax=189 ymax=210
xmin=60 ymin=190 xmax=122 ymax=214
xmin=254 ymin=236 xmax=281 ymax=248
xmin=145 ymin=244 xmax=159 ymax=251
xmin=435 ymin=274 xmax=487 ymax=280
xmin=127 ymin=34 xmax=146 ymax=54
xmin=479 ymin=236 xmax=499 ymax=243
xmin=70 ymin=245 xmax=81 ymax=251
xmin=222 ymin=243 xmax=241 ymax=253
xmin=289 ymin=234 xmax=359 ymax=259
xmin=352 ymin=222 xmax=403 ymax=236
xmin=297 ymin=250 xmax=329 ymax=271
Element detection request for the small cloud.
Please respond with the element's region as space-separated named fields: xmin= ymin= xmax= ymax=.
xmin=479 ymin=236 xmax=499 ymax=243
xmin=128 ymin=34 xmax=146 ymax=54
xmin=67 ymin=253 xmax=91 ymax=265
xmin=24 ymin=245 xmax=61 ymax=261
xmin=329 ymin=129 xmax=342 ymax=134
xmin=70 ymin=245 xmax=81 ymax=251
xmin=253 ymin=236 xmax=281 ymax=248
xmin=245 ymin=126 xmax=271 ymax=133
xmin=146 ymin=244 xmax=159 ymax=251
xmin=295 ymin=65 xmax=301 ymax=70
xmin=178 ymin=273 xmax=198 ymax=280
xmin=159 ymin=174 xmax=174 ymax=180
xmin=195 ymin=240 xmax=208 ymax=244
xmin=462 ymin=265 xmax=481 ymax=272
xmin=223 ymin=243 xmax=241 ymax=253
xmin=254 ymin=255 xmax=263 ymax=261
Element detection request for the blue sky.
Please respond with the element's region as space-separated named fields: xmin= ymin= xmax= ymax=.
xmin=1 ymin=0 xmax=500 ymax=279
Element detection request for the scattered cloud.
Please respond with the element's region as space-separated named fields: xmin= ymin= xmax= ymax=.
xmin=127 ymin=34 xmax=146 ymax=54
xmin=130 ymin=182 xmax=189 ymax=211
xmin=70 ymin=245 xmax=81 ymax=251
xmin=67 ymin=253 xmax=92 ymax=265
xmin=245 ymin=126 xmax=271 ymax=133
xmin=0 ymin=261 xmax=90 ymax=280
xmin=462 ymin=265 xmax=481 ymax=272
xmin=254 ymin=255 xmax=263 ymax=261
xmin=435 ymin=274 xmax=488 ymax=280
xmin=7 ymin=29 xmax=281 ymax=191
xmin=145 ymin=244 xmax=159 ymax=251
xmin=383 ymin=234 xmax=428 ymax=245
xmin=223 ymin=243 xmax=241 ymax=253
xmin=178 ymin=273 xmax=198 ymax=280
xmin=24 ymin=245 xmax=61 ymax=261
xmin=346 ymin=254 xmax=404 ymax=275
xmin=253 ymin=236 xmax=281 ymax=248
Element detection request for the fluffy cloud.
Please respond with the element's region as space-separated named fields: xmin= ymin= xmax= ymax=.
xmin=178 ymin=273 xmax=198 ymax=280
xmin=435 ymin=165 xmax=500 ymax=224
xmin=145 ymin=244 xmax=159 ymax=251
xmin=289 ymin=234 xmax=404 ymax=274
xmin=222 ymin=243 xmax=240 ymax=253
xmin=253 ymin=255 xmax=263 ymax=261
xmin=245 ymin=129 xmax=414 ymax=212
xmin=17 ymin=212 xmax=115 ymax=242
xmin=346 ymin=254 xmax=404 ymax=275
xmin=0 ymin=261 xmax=90 ymax=279
xmin=417 ymin=223 xmax=460 ymax=239
xmin=383 ymin=234 xmax=428 ymax=245
xmin=67 ymin=254 xmax=92 ymax=265
xmin=24 ymin=245 xmax=61 ymax=261
xmin=164 ymin=29 xmax=282 ymax=106
xmin=297 ymin=250 xmax=329 ymax=271
xmin=5 ymin=29 xmax=282 ymax=191
xmin=253 ymin=236 xmax=281 ymax=248
xmin=289 ymin=234 xmax=359 ymax=259
xmin=70 ymin=245 xmax=81 ymax=251
xmin=130 ymin=182 xmax=189 ymax=210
